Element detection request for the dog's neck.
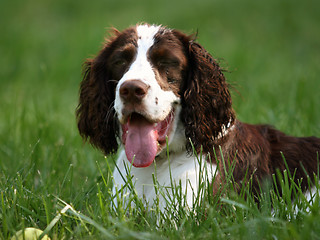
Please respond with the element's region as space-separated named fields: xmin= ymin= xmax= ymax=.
xmin=215 ymin=119 xmax=235 ymax=140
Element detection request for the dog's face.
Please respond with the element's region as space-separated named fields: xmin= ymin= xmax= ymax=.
xmin=111 ymin=25 xmax=188 ymax=167
xmin=77 ymin=24 xmax=234 ymax=168
xmin=113 ymin=25 xmax=187 ymax=122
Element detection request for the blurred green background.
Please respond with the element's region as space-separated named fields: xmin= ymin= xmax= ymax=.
xmin=1 ymin=0 xmax=320 ymax=190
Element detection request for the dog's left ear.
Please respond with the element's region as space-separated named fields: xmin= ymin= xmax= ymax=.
xmin=76 ymin=46 xmax=119 ymax=155
xmin=179 ymin=38 xmax=235 ymax=154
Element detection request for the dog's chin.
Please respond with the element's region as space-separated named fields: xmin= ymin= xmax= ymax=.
xmin=120 ymin=109 xmax=176 ymax=168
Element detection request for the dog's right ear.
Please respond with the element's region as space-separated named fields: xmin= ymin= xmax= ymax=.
xmin=179 ymin=38 xmax=235 ymax=155
xmin=76 ymin=45 xmax=119 ymax=155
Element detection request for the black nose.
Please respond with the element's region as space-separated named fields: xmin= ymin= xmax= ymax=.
xmin=119 ymin=80 xmax=149 ymax=103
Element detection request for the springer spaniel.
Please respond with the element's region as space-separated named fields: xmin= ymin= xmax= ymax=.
xmin=77 ymin=24 xmax=320 ymax=210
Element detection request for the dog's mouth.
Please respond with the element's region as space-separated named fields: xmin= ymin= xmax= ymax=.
xmin=121 ymin=110 xmax=175 ymax=168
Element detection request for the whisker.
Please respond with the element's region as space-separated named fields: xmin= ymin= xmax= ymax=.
xmin=104 ymin=100 xmax=116 ymax=125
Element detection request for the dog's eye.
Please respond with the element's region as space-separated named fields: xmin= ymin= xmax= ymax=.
xmin=167 ymin=77 xmax=176 ymax=84
xmin=113 ymin=59 xmax=127 ymax=67
xmin=157 ymin=59 xmax=179 ymax=68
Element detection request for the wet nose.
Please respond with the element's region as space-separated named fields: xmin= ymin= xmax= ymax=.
xmin=119 ymin=80 xmax=149 ymax=103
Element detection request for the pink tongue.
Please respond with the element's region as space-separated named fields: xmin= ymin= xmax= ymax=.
xmin=125 ymin=115 xmax=158 ymax=168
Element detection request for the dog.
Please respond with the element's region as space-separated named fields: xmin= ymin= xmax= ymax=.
xmin=76 ymin=23 xmax=320 ymax=210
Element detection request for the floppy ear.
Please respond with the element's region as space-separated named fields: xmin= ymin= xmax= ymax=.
xmin=180 ymin=41 xmax=235 ymax=154
xmin=76 ymin=46 xmax=119 ymax=155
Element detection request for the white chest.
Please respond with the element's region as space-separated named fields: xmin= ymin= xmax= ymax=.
xmin=112 ymin=150 xmax=216 ymax=211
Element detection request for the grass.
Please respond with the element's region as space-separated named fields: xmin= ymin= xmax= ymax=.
xmin=1 ymin=0 xmax=320 ymax=238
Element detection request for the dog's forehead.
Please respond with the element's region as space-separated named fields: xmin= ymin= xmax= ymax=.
xmin=135 ymin=24 xmax=161 ymax=51
xmin=115 ymin=24 xmax=175 ymax=53
xmin=136 ymin=25 xmax=161 ymax=40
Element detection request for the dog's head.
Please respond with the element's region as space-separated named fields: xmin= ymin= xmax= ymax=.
xmin=76 ymin=24 xmax=235 ymax=167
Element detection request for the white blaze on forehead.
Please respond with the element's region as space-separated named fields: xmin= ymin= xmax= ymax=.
xmin=119 ymin=24 xmax=160 ymax=81
xmin=136 ymin=24 xmax=161 ymax=49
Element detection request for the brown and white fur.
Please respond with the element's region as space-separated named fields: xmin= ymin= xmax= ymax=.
xmin=76 ymin=24 xmax=320 ymax=210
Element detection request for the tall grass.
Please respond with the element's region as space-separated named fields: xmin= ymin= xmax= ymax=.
xmin=3 ymin=148 xmax=320 ymax=239
xmin=1 ymin=0 xmax=320 ymax=238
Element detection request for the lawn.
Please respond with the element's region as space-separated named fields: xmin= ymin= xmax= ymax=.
xmin=1 ymin=0 xmax=320 ymax=239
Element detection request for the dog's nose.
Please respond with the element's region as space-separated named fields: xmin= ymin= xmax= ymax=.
xmin=119 ymin=80 xmax=149 ymax=102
